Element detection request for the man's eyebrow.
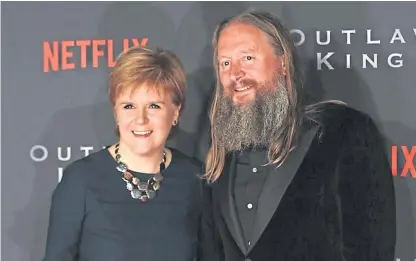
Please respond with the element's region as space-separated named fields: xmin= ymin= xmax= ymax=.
xmin=218 ymin=48 xmax=256 ymax=58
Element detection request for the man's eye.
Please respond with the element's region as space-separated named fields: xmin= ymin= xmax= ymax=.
xmin=124 ymin=104 xmax=134 ymax=109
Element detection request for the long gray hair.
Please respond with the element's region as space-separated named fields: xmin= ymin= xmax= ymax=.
xmin=204 ymin=9 xmax=342 ymax=183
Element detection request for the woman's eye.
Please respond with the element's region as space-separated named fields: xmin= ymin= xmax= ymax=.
xmin=123 ymin=104 xmax=134 ymax=109
xmin=149 ymin=104 xmax=160 ymax=109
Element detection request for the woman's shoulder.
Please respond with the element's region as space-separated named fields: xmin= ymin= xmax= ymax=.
xmin=169 ymin=147 xmax=204 ymax=173
xmin=60 ymin=148 xmax=111 ymax=183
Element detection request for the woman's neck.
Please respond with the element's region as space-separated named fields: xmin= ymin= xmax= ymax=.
xmin=113 ymin=143 xmax=167 ymax=174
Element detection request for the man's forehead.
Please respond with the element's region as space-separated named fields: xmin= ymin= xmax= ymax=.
xmin=218 ymin=23 xmax=267 ymax=53
xmin=221 ymin=22 xmax=260 ymax=35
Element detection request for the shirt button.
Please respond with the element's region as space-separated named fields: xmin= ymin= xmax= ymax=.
xmin=247 ymin=203 xmax=253 ymax=209
xmin=252 ymin=167 xmax=257 ymax=173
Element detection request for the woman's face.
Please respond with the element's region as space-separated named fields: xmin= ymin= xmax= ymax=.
xmin=114 ymin=85 xmax=180 ymax=157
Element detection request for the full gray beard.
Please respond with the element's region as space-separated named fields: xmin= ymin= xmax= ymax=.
xmin=213 ymin=81 xmax=289 ymax=153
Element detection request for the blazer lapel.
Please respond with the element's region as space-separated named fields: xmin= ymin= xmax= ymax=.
xmin=218 ymin=152 xmax=248 ymax=255
xmin=248 ymin=126 xmax=319 ymax=251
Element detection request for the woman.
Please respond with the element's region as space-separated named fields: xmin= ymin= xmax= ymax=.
xmin=42 ymin=46 xmax=216 ymax=261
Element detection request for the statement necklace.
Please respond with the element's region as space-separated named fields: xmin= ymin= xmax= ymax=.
xmin=114 ymin=143 xmax=166 ymax=202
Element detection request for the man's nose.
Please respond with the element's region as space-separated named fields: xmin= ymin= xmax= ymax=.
xmin=229 ymin=63 xmax=245 ymax=82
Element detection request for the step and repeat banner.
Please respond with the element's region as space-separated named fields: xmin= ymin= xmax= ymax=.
xmin=2 ymin=2 xmax=415 ymax=261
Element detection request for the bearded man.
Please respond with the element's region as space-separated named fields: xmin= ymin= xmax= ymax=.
xmin=201 ymin=9 xmax=396 ymax=261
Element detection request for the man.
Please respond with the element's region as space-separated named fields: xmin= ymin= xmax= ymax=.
xmin=201 ymin=9 xmax=396 ymax=261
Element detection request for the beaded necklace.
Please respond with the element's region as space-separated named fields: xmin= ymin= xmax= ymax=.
xmin=114 ymin=143 xmax=166 ymax=202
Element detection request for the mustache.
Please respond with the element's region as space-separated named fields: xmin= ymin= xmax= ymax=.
xmin=226 ymin=78 xmax=258 ymax=90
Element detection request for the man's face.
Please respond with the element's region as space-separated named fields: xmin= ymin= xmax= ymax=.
xmin=213 ymin=22 xmax=290 ymax=152
xmin=217 ymin=22 xmax=285 ymax=107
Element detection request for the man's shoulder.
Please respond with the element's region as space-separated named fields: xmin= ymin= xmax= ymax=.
xmin=305 ymin=101 xmax=381 ymax=142
xmin=306 ymin=101 xmax=375 ymax=128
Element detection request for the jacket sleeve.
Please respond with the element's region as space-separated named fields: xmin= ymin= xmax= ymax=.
xmin=197 ymin=180 xmax=224 ymax=261
xmin=42 ymin=161 xmax=87 ymax=261
xmin=337 ymin=112 xmax=396 ymax=261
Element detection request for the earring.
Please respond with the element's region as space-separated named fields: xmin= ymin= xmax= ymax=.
xmin=173 ymin=120 xmax=177 ymax=126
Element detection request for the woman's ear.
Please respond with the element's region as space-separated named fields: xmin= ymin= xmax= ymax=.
xmin=113 ymin=107 xmax=118 ymax=125
xmin=172 ymin=104 xmax=181 ymax=125
xmin=174 ymin=104 xmax=181 ymax=117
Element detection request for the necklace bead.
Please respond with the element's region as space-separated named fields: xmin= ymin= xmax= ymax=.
xmin=114 ymin=143 xmax=166 ymax=202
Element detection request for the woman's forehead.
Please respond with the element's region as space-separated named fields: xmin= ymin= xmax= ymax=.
xmin=117 ymin=82 xmax=170 ymax=102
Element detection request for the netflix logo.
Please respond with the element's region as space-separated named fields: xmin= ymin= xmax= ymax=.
xmin=42 ymin=37 xmax=148 ymax=72
xmin=391 ymin=145 xmax=416 ymax=178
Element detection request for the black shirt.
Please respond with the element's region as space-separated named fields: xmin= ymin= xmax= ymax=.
xmin=233 ymin=148 xmax=270 ymax=246
xmin=42 ymin=147 xmax=204 ymax=261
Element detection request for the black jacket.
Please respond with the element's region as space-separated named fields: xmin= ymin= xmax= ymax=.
xmin=201 ymin=103 xmax=396 ymax=261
